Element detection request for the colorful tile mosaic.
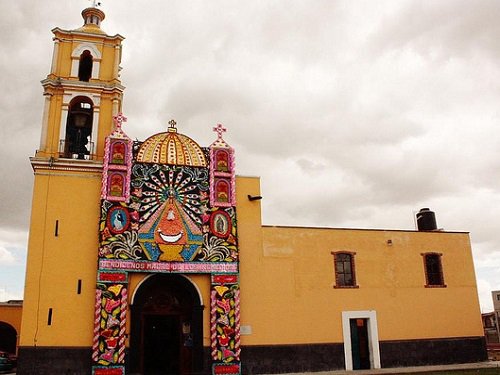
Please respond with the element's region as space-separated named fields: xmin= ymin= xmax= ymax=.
xmin=211 ymin=274 xmax=241 ymax=365
xmin=94 ymin=121 xmax=240 ymax=375
xmin=92 ymin=272 xmax=128 ymax=370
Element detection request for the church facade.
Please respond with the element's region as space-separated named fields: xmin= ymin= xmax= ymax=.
xmin=17 ymin=6 xmax=486 ymax=375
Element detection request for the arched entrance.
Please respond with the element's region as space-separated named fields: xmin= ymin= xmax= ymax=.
xmin=0 ymin=322 xmax=17 ymax=354
xmin=130 ymin=274 xmax=204 ymax=375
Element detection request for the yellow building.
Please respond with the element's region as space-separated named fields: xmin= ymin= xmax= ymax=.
xmin=18 ymin=5 xmax=486 ymax=375
xmin=0 ymin=300 xmax=22 ymax=355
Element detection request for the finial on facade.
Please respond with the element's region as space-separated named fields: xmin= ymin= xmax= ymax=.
xmin=113 ymin=112 xmax=127 ymax=131
xmin=168 ymin=119 xmax=178 ymax=132
xmin=213 ymin=123 xmax=227 ymax=140
xmin=89 ymin=0 xmax=103 ymax=7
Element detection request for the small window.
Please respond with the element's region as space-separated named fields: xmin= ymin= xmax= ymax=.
xmin=422 ymin=252 xmax=446 ymax=287
xmin=497 ymin=294 xmax=500 ymax=301
xmin=332 ymin=251 xmax=358 ymax=288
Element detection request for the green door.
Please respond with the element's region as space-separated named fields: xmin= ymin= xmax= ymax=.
xmin=350 ymin=318 xmax=370 ymax=370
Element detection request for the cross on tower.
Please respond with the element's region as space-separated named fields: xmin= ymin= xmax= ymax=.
xmin=168 ymin=119 xmax=177 ymax=130
xmin=213 ymin=123 xmax=227 ymax=139
xmin=113 ymin=113 xmax=127 ymax=131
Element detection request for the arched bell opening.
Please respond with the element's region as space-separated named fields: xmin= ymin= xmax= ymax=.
xmin=129 ymin=274 xmax=204 ymax=375
xmin=61 ymin=96 xmax=94 ymax=159
xmin=78 ymin=50 xmax=93 ymax=82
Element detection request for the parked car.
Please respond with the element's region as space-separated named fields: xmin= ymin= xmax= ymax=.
xmin=0 ymin=351 xmax=14 ymax=372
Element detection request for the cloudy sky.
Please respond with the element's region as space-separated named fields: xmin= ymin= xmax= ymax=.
xmin=1 ymin=0 xmax=499 ymax=311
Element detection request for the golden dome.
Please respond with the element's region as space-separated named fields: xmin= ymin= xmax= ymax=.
xmin=136 ymin=126 xmax=207 ymax=167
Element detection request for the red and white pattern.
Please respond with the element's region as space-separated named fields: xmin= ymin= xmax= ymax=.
xmin=92 ymin=289 xmax=102 ymax=363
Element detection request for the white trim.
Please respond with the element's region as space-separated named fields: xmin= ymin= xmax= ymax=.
xmin=59 ymin=107 xmax=69 ymax=144
xmin=39 ymin=94 xmax=52 ymax=151
xmin=342 ymin=310 xmax=381 ymax=371
xmin=50 ymin=39 xmax=60 ymax=74
xmin=91 ymin=108 xmax=100 ymax=154
xmin=91 ymin=61 xmax=101 ymax=80
xmin=71 ymin=42 xmax=102 ymax=59
xmin=130 ymin=274 xmax=204 ymax=307
xmin=113 ymin=45 xmax=121 ymax=78
xmin=70 ymin=59 xmax=78 ymax=77
xmin=70 ymin=42 xmax=102 ymax=78
xmin=112 ymin=98 xmax=120 ymax=117
xmin=59 ymin=91 xmax=100 ymax=153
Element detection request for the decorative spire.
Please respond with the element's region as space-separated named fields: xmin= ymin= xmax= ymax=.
xmin=213 ymin=123 xmax=227 ymax=140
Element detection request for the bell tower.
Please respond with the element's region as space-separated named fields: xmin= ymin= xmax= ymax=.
xmin=38 ymin=5 xmax=124 ymax=161
xmin=18 ymin=5 xmax=126 ymax=374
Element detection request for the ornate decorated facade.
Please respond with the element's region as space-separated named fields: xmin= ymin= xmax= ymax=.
xmin=91 ymin=115 xmax=241 ymax=375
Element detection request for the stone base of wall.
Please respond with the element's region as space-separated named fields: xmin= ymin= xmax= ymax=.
xmin=380 ymin=336 xmax=487 ymax=368
xmin=241 ymin=336 xmax=487 ymax=374
xmin=241 ymin=343 xmax=345 ymax=374
xmin=17 ymin=347 xmax=92 ymax=375
xmin=16 ymin=336 xmax=487 ymax=375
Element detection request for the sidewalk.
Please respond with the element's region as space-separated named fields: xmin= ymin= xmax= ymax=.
xmin=2 ymin=362 xmax=499 ymax=375
xmin=262 ymin=361 xmax=500 ymax=375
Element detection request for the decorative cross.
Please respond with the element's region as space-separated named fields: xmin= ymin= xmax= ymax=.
xmin=213 ymin=123 xmax=227 ymax=139
xmin=113 ymin=113 xmax=127 ymax=131
xmin=168 ymin=119 xmax=177 ymax=130
xmin=89 ymin=0 xmax=103 ymax=7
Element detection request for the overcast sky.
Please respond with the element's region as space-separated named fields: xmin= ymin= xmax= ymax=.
xmin=1 ymin=0 xmax=499 ymax=311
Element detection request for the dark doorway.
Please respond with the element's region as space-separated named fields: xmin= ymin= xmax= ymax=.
xmin=350 ymin=318 xmax=370 ymax=370
xmin=143 ymin=315 xmax=180 ymax=375
xmin=0 ymin=322 xmax=17 ymax=354
xmin=130 ymin=274 xmax=204 ymax=375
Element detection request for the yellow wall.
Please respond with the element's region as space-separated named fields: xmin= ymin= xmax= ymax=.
xmin=20 ymin=166 xmax=483 ymax=351
xmin=20 ymin=175 xmax=262 ymax=349
xmin=240 ymin=223 xmax=483 ymax=345
xmin=20 ymin=166 xmax=101 ymax=347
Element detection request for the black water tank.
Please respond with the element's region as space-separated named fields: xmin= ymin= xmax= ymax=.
xmin=416 ymin=208 xmax=437 ymax=231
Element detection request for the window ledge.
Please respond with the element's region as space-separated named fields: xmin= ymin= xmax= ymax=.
xmin=334 ymin=285 xmax=359 ymax=289
xmin=424 ymin=284 xmax=447 ymax=288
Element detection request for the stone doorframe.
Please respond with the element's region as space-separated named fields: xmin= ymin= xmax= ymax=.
xmin=341 ymin=310 xmax=381 ymax=371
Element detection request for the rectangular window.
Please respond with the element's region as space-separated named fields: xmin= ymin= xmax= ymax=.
xmin=422 ymin=252 xmax=446 ymax=287
xmin=47 ymin=308 xmax=53 ymax=326
xmin=332 ymin=251 xmax=358 ymax=288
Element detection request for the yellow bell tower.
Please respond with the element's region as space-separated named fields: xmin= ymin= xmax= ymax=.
xmin=37 ymin=5 xmax=124 ymax=161
xmin=18 ymin=5 xmax=125 ymax=374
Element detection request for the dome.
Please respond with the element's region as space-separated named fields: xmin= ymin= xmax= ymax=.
xmin=136 ymin=126 xmax=207 ymax=167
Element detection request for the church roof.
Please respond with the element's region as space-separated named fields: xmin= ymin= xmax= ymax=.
xmin=136 ymin=122 xmax=207 ymax=167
